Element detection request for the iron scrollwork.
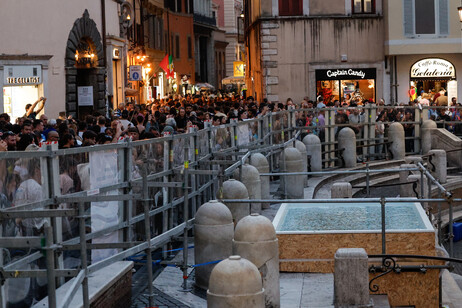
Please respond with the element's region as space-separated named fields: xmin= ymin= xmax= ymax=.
xmin=368 ymin=257 xmax=397 ymax=292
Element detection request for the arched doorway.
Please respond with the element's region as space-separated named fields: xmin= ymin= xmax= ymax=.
xmin=65 ymin=9 xmax=106 ymax=119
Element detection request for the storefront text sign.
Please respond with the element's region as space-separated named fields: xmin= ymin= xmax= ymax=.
xmin=234 ymin=61 xmax=245 ymax=77
xmin=316 ymin=68 xmax=376 ymax=80
xmin=4 ymin=65 xmax=42 ymax=86
xmin=411 ymin=58 xmax=455 ymax=78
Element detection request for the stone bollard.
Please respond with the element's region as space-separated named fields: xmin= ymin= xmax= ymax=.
xmin=334 ymin=248 xmax=370 ymax=308
xmin=233 ymin=214 xmax=280 ymax=308
xmin=293 ymin=140 xmax=308 ymax=187
xmin=399 ymin=164 xmax=417 ymax=197
xmin=194 ymin=200 xmax=234 ymax=290
xmin=234 ymin=164 xmax=262 ymax=214
xmin=207 ymin=256 xmax=265 ymax=308
xmin=303 ymin=134 xmax=322 ymax=175
xmin=222 ymin=179 xmax=250 ymax=224
xmin=406 ymin=174 xmax=429 ymax=199
xmin=422 ymin=120 xmax=437 ymax=154
xmin=404 ymin=156 xmax=423 ymax=165
xmin=331 ymin=182 xmax=352 ymax=198
xmin=338 ymin=127 xmax=356 ymax=168
xmin=388 ymin=122 xmax=405 ymax=160
xmin=429 ymin=149 xmax=447 ymax=184
xmin=280 ymin=147 xmax=304 ymax=198
xmin=250 ymin=153 xmax=271 ymax=209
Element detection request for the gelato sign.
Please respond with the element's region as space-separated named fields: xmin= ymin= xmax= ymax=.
xmin=411 ymin=58 xmax=455 ymax=78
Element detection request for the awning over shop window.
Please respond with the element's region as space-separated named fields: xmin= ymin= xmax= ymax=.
xmin=125 ymin=88 xmax=139 ymax=97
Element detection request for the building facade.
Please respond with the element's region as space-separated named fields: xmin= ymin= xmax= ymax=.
xmin=0 ymin=0 xmax=123 ymax=121
xmin=163 ymin=0 xmax=195 ymax=96
xmin=194 ymin=0 xmax=218 ymax=86
xmin=384 ymin=0 xmax=462 ymax=104
xmin=244 ymin=0 xmax=385 ymax=103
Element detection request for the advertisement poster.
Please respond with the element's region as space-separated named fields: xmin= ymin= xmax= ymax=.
xmin=89 ymin=150 xmax=119 ymax=262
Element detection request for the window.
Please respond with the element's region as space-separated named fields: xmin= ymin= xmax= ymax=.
xmin=278 ymin=0 xmax=302 ymax=16
xmin=403 ymin=0 xmax=449 ymax=37
xmin=352 ymin=0 xmax=375 ymax=14
xmin=176 ymin=0 xmax=182 ymax=13
xmin=175 ymin=35 xmax=180 ymax=59
xmin=187 ymin=36 xmax=192 ymax=59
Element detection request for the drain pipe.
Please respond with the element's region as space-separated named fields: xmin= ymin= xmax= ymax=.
xmin=101 ymin=0 xmax=108 ymax=116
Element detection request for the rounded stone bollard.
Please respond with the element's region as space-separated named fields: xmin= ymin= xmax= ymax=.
xmin=249 ymin=153 xmax=271 ymax=209
xmin=222 ymin=179 xmax=250 ymax=224
xmin=280 ymin=147 xmax=304 ymax=198
xmin=331 ymin=182 xmax=352 ymax=198
xmin=233 ymin=214 xmax=280 ymax=308
xmin=233 ymin=164 xmax=262 ymax=214
xmin=207 ymin=255 xmax=265 ymax=308
xmin=194 ymin=200 xmax=234 ymax=290
xmin=429 ymin=149 xmax=447 ymax=184
xmin=293 ymin=140 xmax=308 ymax=186
xmin=303 ymin=134 xmax=322 ymax=175
xmin=388 ymin=122 xmax=405 ymax=160
xmin=338 ymin=127 xmax=356 ymax=168
xmin=422 ymin=120 xmax=437 ymax=154
xmin=399 ymin=164 xmax=417 ymax=197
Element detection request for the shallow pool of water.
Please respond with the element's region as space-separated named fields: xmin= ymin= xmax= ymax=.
xmin=276 ymin=203 xmax=429 ymax=232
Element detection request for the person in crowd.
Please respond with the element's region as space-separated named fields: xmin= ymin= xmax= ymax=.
xmin=25 ymin=97 xmax=46 ymax=119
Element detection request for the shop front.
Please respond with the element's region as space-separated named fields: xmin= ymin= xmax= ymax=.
xmin=409 ymin=58 xmax=456 ymax=101
xmin=315 ymin=68 xmax=377 ymax=103
xmin=2 ymin=64 xmax=46 ymax=123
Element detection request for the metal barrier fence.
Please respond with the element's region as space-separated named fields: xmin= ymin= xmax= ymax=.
xmin=0 ymin=105 xmax=460 ymax=307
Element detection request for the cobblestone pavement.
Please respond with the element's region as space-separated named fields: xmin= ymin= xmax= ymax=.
xmin=131 ymin=287 xmax=190 ymax=308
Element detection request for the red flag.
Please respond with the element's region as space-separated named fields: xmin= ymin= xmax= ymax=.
xmin=159 ymin=54 xmax=169 ymax=73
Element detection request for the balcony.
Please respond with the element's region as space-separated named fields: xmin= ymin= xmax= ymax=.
xmin=193 ymin=13 xmax=216 ymax=27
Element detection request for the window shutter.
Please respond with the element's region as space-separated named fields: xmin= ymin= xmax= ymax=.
xmin=438 ymin=0 xmax=449 ymax=35
xmin=403 ymin=0 xmax=415 ymax=37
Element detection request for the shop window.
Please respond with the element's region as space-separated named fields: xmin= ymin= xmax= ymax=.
xmin=279 ymin=0 xmax=303 ymax=16
xmin=404 ymin=0 xmax=449 ymax=37
xmin=175 ymin=35 xmax=180 ymax=59
xmin=352 ymin=0 xmax=375 ymax=14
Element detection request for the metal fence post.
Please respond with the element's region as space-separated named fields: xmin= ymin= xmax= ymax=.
xmin=415 ymin=106 xmax=422 ymax=154
xmin=45 ymin=222 xmax=57 ymax=308
xmin=45 ymin=144 xmax=64 ymax=286
xmin=122 ymin=139 xmax=133 ymax=243
xmin=162 ymin=138 xmax=170 ymax=259
xmin=142 ymin=167 xmax=154 ymax=305
xmin=181 ymin=149 xmax=190 ymax=291
xmin=78 ymin=202 xmax=90 ymax=308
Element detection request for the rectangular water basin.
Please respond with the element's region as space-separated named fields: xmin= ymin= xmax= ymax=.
xmin=273 ymin=202 xmax=436 ymax=273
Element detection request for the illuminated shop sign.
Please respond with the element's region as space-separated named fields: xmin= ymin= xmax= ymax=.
xmin=4 ymin=65 xmax=42 ymax=86
xmin=316 ymin=68 xmax=376 ymax=80
xmin=410 ymin=58 xmax=455 ymax=79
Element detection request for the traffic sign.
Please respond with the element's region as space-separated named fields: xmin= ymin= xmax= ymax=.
xmin=129 ymin=65 xmax=142 ymax=81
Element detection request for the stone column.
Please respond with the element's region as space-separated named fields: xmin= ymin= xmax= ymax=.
xmin=334 ymin=248 xmax=370 ymax=307
xmin=421 ymin=120 xmax=436 ymax=154
xmin=429 ymin=149 xmax=447 ymax=184
xmin=331 ymin=182 xmax=352 ymax=198
xmin=338 ymin=127 xmax=356 ymax=168
xmin=303 ymin=134 xmax=322 ymax=175
xmin=388 ymin=122 xmax=405 ymax=160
